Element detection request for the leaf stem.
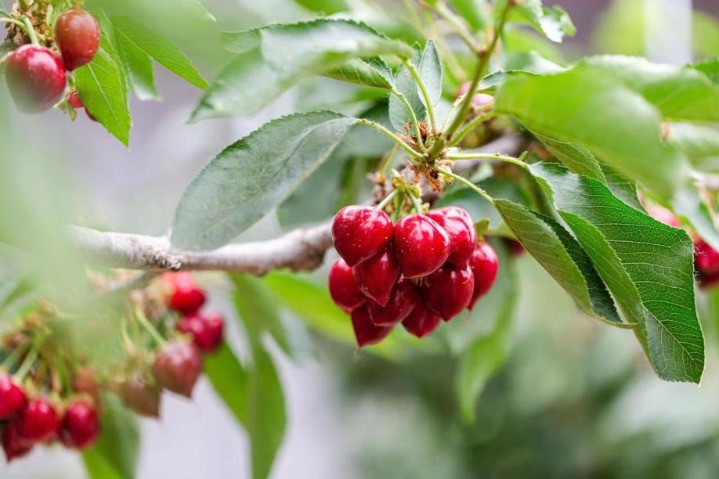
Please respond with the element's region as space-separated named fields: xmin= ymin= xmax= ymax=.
xmin=437 ymin=167 xmax=494 ymax=203
xmin=390 ymin=89 xmax=427 ymax=152
xmin=356 ymin=118 xmax=423 ymax=160
xmin=448 ymin=111 xmax=496 ymax=146
xmin=448 ymin=152 xmax=527 ymax=169
xmin=402 ymin=59 xmax=437 ymax=134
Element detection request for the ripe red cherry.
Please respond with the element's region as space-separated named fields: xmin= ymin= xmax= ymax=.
xmin=120 ymin=376 xmax=161 ymax=418
xmin=332 ymin=206 xmax=393 ymax=266
xmin=59 ymin=401 xmax=100 ymax=450
xmin=422 ymin=263 xmax=475 ymax=321
xmin=5 ymin=45 xmax=67 ymax=113
xmin=352 ymin=248 xmax=400 ymax=306
xmin=164 ymin=273 xmax=206 ymax=315
xmin=456 ymin=82 xmax=494 ymax=110
xmin=0 ymin=375 xmax=26 ymax=420
xmin=368 ymin=279 xmax=419 ymax=327
xmin=68 ymin=91 xmax=84 ymax=109
xmin=402 ymin=303 xmax=441 ymax=338
xmin=55 ymin=8 xmax=101 ymax=71
xmin=468 ymin=242 xmax=499 ymax=310
xmin=646 ymin=204 xmax=680 ymax=228
xmin=503 ymin=238 xmax=525 ymax=257
xmin=393 ymin=214 xmax=450 ymax=278
xmin=153 ymin=341 xmax=202 ymax=398
xmin=177 ymin=311 xmax=224 ymax=353
xmin=17 ymin=398 xmax=61 ymax=444
xmin=427 ymin=207 xmax=476 ymax=266
xmin=350 ymin=304 xmax=392 ymax=348
xmin=328 ymin=259 xmax=365 ymax=313
xmin=2 ymin=422 xmax=33 ymax=462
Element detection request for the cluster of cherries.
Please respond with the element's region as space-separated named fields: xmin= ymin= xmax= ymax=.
xmin=329 ymin=205 xmax=499 ymax=347
xmin=0 ymin=273 xmax=224 ymax=463
xmin=4 ymin=6 xmax=99 ymax=117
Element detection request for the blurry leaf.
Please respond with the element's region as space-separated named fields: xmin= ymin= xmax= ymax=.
xmin=502 ymin=0 xmax=575 ymax=43
xmin=448 ymin=0 xmax=490 ymax=31
xmin=531 ymin=163 xmax=704 ymax=383
xmin=325 ymin=57 xmax=394 ymax=89
xmin=171 ymin=112 xmax=356 ymax=251
xmin=83 ymin=395 xmax=139 ymax=479
xmin=693 ymin=58 xmax=719 ymax=84
xmin=418 ymin=40 xmax=442 ymax=108
xmin=193 ymin=19 xmax=412 ymax=120
xmin=204 ymin=343 xmax=249 ymax=426
xmin=389 ymin=48 xmax=425 ymax=131
xmin=672 ymin=185 xmax=719 ymax=253
xmin=294 ymin=0 xmax=348 ymax=14
xmin=668 ymin=123 xmax=719 ymax=171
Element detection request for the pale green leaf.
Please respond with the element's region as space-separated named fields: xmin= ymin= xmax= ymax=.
xmin=204 ymin=343 xmax=249 ymax=427
xmin=83 ymin=395 xmax=139 ymax=479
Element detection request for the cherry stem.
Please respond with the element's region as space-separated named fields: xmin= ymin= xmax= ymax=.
xmin=0 ymin=340 xmax=31 ymax=371
xmin=21 ymin=16 xmax=39 ymax=45
xmin=407 ymin=191 xmax=425 ymax=214
xmin=356 ymin=119 xmax=423 ymax=161
xmin=379 ymin=143 xmax=399 ymax=174
xmin=0 ymin=17 xmax=24 ymax=29
xmin=437 ymin=167 xmax=494 ymax=204
xmin=448 ymin=111 xmax=497 ymax=146
xmin=15 ymin=338 xmax=42 ymax=381
xmin=448 ymin=152 xmax=527 ymax=169
xmin=377 ymin=189 xmax=399 ymax=210
xmin=402 ymin=59 xmax=437 ymax=134
xmin=135 ymin=309 xmax=167 ymax=347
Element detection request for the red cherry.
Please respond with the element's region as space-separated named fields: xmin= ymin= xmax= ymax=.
xmin=350 ymin=304 xmax=392 ymax=348
xmin=393 ymin=215 xmax=450 ymax=278
xmin=646 ymin=204 xmax=681 ymax=228
xmin=164 ymin=273 xmax=206 ymax=315
xmin=422 ymin=263 xmax=475 ymax=321
xmin=456 ymin=82 xmax=494 ymax=110
xmin=0 ymin=375 xmax=26 ymax=420
xmin=5 ymin=45 xmax=67 ymax=113
xmin=352 ymin=248 xmax=400 ymax=306
xmin=2 ymin=423 xmax=33 ymax=462
xmin=60 ymin=401 xmax=100 ymax=450
xmin=427 ymin=207 xmax=476 ymax=266
xmin=153 ymin=341 xmax=202 ymax=398
xmin=328 ymin=259 xmax=365 ymax=313
xmin=177 ymin=312 xmax=224 ymax=353
xmin=54 ymin=8 xmax=101 ymax=71
xmin=696 ymin=239 xmax=719 ymax=276
xmin=332 ymin=206 xmax=393 ymax=266
xmin=402 ymin=303 xmax=441 ymax=338
xmin=368 ymin=279 xmax=419 ymax=327
xmin=503 ymin=238 xmax=525 ymax=257
xmin=468 ymin=242 xmax=499 ymax=310
xmin=17 ymin=398 xmax=61 ymax=444
xmin=120 ymin=376 xmax=161 ymax=418
xmin=68 ymin=91 xmax=84 ymax=109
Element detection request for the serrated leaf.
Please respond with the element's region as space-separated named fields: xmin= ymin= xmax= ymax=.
xmin=504 ymin=0 xmax=576 ymax=43
xmin=530 ymin=162 xmax=704 ymax=383
xmin=193 ymin=19 xmax=412 ymax=120
xmin=171 ymin=112 xmax=356 ymax=251
xmin=601 ymin=164 xmax=642 ymax=211
xmin=114 ymin=26 xmax=159 ymax=101
xmin=324 ymin=57 xmax=394 ymax=89
xmin=418 ymin=40 xmax=442 ymax=108
xmin=83 ymin=395 xmax=139 ymax=479
xmin=204 ymin=343 xmax=249 ymax=426
xmin=534 ymin=133 xmax=605 ymax=182
xmin=389 ymin=48 xmax=425 ymax=131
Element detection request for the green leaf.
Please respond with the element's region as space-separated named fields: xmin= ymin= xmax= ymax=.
xmin=389 ymin=48 xmax=425 ymax=131
xmin=171 ymin=112 xmax=356 ymax=251
xmin=534 ymin=133 xmax=605 ymax=182
xmin=192 ymin=19 xmax=412 ymax=120
xmin=324 ymin=57 xmax=394 ymax=89
xmin=693 ymin=58 xmax=719 ymax=84
xmin=83 ymin=395 xmax=139 ymax=479
xmin=672 ymin=185 xmax=719 ymax=253
xmin=418 ymin=40 xmax=442 ymax=108
xmin=74 ymin=40 xmax=132 ymax=146
xmin=294 ymin=0 xmax=348 ymax=14
xmin=530 ymin=162 xmax=704 ymax=383
xmin=506 ymin=0 xmax=576 ymax=43
xmin=114 ymin=26 xmax=159 ymax=101
xmin=668 ymin=123 xmax=719 ymax=171
xmin=111 ymin=16 xmax=208 ymax=90
xmin=600 ymin=164 xmax=643 ymax=211
xmin=448 ymin=0 xmax=490 ymax=31
xmin=204 ymin=343 xmax=249 ymax=426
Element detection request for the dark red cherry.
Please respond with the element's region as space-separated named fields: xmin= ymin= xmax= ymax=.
xmin=17 ymin=398 xmax=61 ymax=444
xmin=177 ymin=312 xmax=224 ymax=353
xmin=393 ymin=214 xmax=450 ymax=278
xmin=5 ymin=45 xmax=67 ymax=113
xmin=0 ymin=375 xmax=26 ymax=420
xmin=695 ymin=239 xmax=719 ymax=276
xmin=468 ymin=242 xmax=499 ymax=310
xmin=427 ymin=207 xmax=476 ymax=266
xmin=120 ymin=376 xmax=161 ymax=418
xmin=68 ymin=90 xmax=84 ymax=109
xmin=351 ymin=304 xmax=392 ymax=348
xmin=422 ymin=263 xmax=475 ymax=321
xmin=352 ymin=248 xmax=400 ymax=306
xmin=328 ymin=259 xmax=365 ymax=313
xmin=368 ymin=279 xmax=419 ymax=327
xmin=2 ymin=423 xmax=33 ymax=462
xmin=332 ymin=206 xmax=393 ymax=266
xmin=153 ymin=341 xmax=202 ymax=398
xmin=402 ymin=303 xmax=441 ymax=338
xmin=59 ymin=401 xmax=100 ymax=450
xmin=164 ymin=272 xmax=206 ymax=315
xmin=55 ymin=8 xmax=100 ymax=71
xmin=646 ymin=204 xmax=680 ymax=228
xmin=503 ymin=238 xmax=525 ymax=257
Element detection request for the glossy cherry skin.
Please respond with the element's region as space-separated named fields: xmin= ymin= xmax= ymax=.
xmin=164 ymin=273 xmax=206 ymax=315
xmin=0 ymin=375 xmax=26 ymax=420
xmin=177 ymin=312 xmax=224 ymax=353
xmin=60 ymin=401 xmax=100 ymax=450
xmin=332 ymin=206 xmax=393 ymax=266
xmin=393 ymin=215 xmax=450 ymax=278
xmin=328 ymin=259 xmax=365 ymax=313
xmin=5 ymin=45 xmax=67 ymax=113
xmin=68 ymin=91 xmax=84 ymax=109
xmin=427 ymin=207 xmax=476 ymax=266
xmin=351 ymin=304 xmax=392 ymax=348
xmin=2 ymin=422 xmax=33 ymax=462
xmin=120 ymin=376 xmax=161 ymax=418
xmin=55 ymin=8 xmax=100 ymax=71
xmin=468 ymin=242 xmax=499 ymax=310
xmin=153 ymin=341 xmax=202 ymax=398
xmin=352 ymin=248 xmax=400 ymax=306
xmin=17 ymin=398 xmax=61 ymax=444
xmin=646 ymin=204 xmax=681 ymax=228
xmin=402 ymin=303 xmax=441 ymax=338
xmin=368 ymin=279 xmax=419 ymax=327
xmin=422 ymin=263 xmax=475 ymax=321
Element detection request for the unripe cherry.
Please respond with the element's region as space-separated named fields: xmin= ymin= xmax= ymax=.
xmin=427 ymin=206 xmax=476 ymax=266
xmin=153 ymin=341 xmax=202 ymax=398
xmin=368 ymin=279 xmax=419 ymax=327
xmin=393 ymin=214 xmax=450 ymax=278
xmin=177 ymin=312 xmax=224 ymax=353
xmin=352 ymin=248 xmax=400 ymax=306
xmin=164 ymin=272 xmax=206 ymax=315
xmin=422 ymin=263 xmax=475 ymax=321
xmin=55 ymin=8 xmax=101 ymax=70
xmin=328 ymin=259 xmax=365 ymax=313
xmin=468 ymin=242 xmax=499 ymax=310
xmin=402 ymin=303 xmax=441 ymax=338
xmin=0 ymin=374 xmax=26 ymax=420
xmin=332 ymin=206 xmax=393 ymax=266
xmin=120 ymin=376 xmax=161 ymax=418
xmin=350 ymin=304 xmax=392 ymax=348
xmin=2 ymin=422 xmax=33 ymax=462
xmin=16 ymin=398 xmax=61 ymax=444
xmin=5 ymin=45 xmax=67 ymax=113
xmin=60 ymin=400 xmax=100 ymax=450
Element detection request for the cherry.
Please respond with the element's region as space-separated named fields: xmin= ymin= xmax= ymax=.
xmin=468 ymin=242 xmax=499 ymax=310
xmin=456 ymin=82 xmax=494 ymax=110
xmin=646 ymin=204 xmax=680 ymax=228
xmin=427 ymin=207 xmax=476 ymax=266
xmin=350 ymin=304 xmax=392 ymax=348
xmin=177 ymin=311 xmax=224 ymax=353
xmin=695 ymin=239 xmax=719 ymax=276
xmin=352 ymin=248 xmax=400 ymax=306
xmin=0 ymin=375 xmax=26 ymax=420
xmin=422 ymin=263 xmax=475 ymax=321
xmin=503 ymin=238 xmax=525 ymax=257
xmin=393 ymin=214 xmax=450 ymax=278
xmin=68 ymin=91 xmax=84 ymax=109
xmin=120 ymin=376 xmax=161 ymax=418
xmin=16 ymin=398 xmax=61 ymax=444
xmin=59 ymin=400 xmax=100 ymax=450
xmin=328 ymin=259 xmax=365 ymax=313
xmin=54 ymin=8 xmax=101 ymax=71
xmin=164 ymin=272 xmax=206 ymax=315
xmin=4 ymin=45 xmax=67 ymax=113
xmin=2 ymin=423 xmax=33 ymax=462
xmin=402 ymin=303 xmax=441 ymax=338
xmin=153 ymin=341 xmax=202 ymax=398
xmin=368 ymin=279 xmax=419 ymax=327
xmin=332 ymin=206 xmax=393 ymax=266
